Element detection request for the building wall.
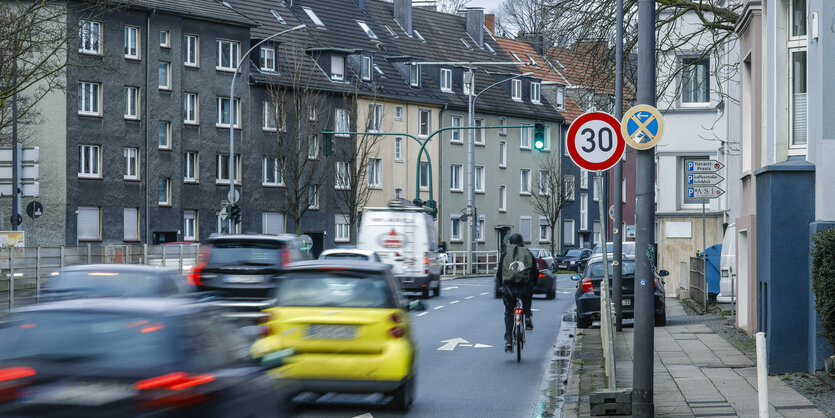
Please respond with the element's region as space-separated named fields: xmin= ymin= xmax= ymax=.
xmin=657 ymin=215 xmax=724 ymax=297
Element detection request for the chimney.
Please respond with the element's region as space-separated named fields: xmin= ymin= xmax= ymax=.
xmin=484 ymin=14 xmax=495 ymax=36
xmin=466 ymin=8 xmax=484 ymax=48
xmin=531 ymin=34 xmax=545 ymax=55
xmin=395 ymin=0 xmax=412 ymax=37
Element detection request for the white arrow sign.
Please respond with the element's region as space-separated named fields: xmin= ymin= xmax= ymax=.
xmin=437 ymin=338 xmax=468 ymax=351
xmin=687 ymin=186 xmax=725 ymax=199
xmin=685 ymin=160 xmax=724 ymax=173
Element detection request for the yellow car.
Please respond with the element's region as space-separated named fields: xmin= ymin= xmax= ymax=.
xmin=251 ymin=260 xmax=417 ymax=411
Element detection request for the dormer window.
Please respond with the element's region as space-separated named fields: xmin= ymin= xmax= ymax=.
xmin=530 ymin=82 xmax=541 ymax=103
xmin=410 ymin=64 xmax=420 ymax=87
xmin=356 ymin=21 xmax=377 ymax=39
xmin=361 ymin=56 xmax=372 ymax=81
xmin=557 ymin=87 xmax=565 ymax=110
xmin=260 ymin=46 xmax=276 ymax=72
xmin=463 ymin=72 xmax=472 ymax=95
xmin=331 ymin=55 xmax=345 ymax=81
xmin=440 ymin=68 xmax=452 ymax=92
xmin=303 ymin=6 xmax=325 ymax=28
xmin=512 ymin=79 xmax=522 ymax=101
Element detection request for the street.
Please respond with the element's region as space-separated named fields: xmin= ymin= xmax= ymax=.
xmin=291 ymin=275 xmax=576 ymax=417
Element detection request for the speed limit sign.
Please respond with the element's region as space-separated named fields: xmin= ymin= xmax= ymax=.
xmin=566 ymin=112 xmax=626 ymax=171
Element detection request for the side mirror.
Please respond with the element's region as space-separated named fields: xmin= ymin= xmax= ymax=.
xmin=259 ymin=348 xmax=294 ymax=370
xmin=659 ymin=269 xmax=670 ymax=277
xmin=570 ymin=274 xmax=581 ymax=281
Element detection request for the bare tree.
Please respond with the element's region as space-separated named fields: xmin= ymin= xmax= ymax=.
xmin=530 ymin=152 xmax=572 ymax=255
xmin=495 ymin=0 xmax=554 ymax=38
xmin=435 ymin=0 xmax=470 ymax=15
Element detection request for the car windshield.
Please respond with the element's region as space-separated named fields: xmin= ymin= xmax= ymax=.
xmin=0 ymin=311 xmax=174 ymax=371
xmin=276 ymin=272 xmax=392 ymax=308
xmin=209 ymin=242 xmax=283 ymax=266
xmin=322 ymin=253 xmax=369 ymax=261
xmin=566 ymin=249 xmax=583 ymax=257
xmin=588 ymin=260 xmax=636 ymax=277
xmin=46 ymin=270 xmax=175 ymax=296
xmin=592 ymin=244 xmax=612 ymax=255
xmin=592 ymin=242 xmax=635 ymax=255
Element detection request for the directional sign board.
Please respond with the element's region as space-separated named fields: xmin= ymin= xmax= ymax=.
xmin=685 ymin=160 xmax=724 ymax=173
xmin=621 ymin=105 xmax=664 ymax=149
xmin=686 ymin=173 xmax=724 ymax=185
xmin=567 ymin=112 xmax=626 ymax=171
xmin=686 ymin=186 xmax=725 ymax=199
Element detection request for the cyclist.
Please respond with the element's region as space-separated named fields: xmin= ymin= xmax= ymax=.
xmin=496 ymin=233 xmax=537 ymax=353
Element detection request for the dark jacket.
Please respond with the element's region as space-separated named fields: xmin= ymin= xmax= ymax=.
xmin=496 ymin=246 xmax=538 ymax=286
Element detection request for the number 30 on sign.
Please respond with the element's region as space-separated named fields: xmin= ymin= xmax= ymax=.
xmin=567 ymin=112 xmax=626 ymax=171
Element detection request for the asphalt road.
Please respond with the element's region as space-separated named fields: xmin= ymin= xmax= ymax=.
xmin=292 ymin=274 xmax=577 ymax=417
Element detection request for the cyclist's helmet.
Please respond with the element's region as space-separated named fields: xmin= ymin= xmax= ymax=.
xmin=507 ymin=233 xmax=523 ymax=246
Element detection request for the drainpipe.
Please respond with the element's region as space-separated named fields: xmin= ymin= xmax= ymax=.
xmin=145 ymin=9 xmax=156 ymax=244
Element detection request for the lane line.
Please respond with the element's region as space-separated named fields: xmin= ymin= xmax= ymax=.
xmin=465 ymin=296 xmax=474 ymax=299
xmin=479 ymin=292 xmax=489 ymax=295
xmin=434 ymin=305 xmax=445 ymax=310
xmin=416 ymin=312 xmax=428 ymax=317
xmin=450 ymin=300 xmax=459 ymax=304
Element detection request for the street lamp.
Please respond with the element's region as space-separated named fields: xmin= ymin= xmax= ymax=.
xmin=227 ymin=24 xmax=305 ymax=232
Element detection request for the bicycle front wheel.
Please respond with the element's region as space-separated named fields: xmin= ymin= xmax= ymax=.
xmin=516 ymin=324 xmax=523 ymax=363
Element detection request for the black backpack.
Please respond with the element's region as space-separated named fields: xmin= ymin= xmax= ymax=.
xmin=501 ymin=244 xmax=534 ymax=284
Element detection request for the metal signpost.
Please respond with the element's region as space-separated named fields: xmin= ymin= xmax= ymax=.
xmin=685 ymin=160 xmax=726 ymax=254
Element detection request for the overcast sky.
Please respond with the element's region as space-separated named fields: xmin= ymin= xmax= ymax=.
xmin=465 ymin=0 xmax=503 ymax=13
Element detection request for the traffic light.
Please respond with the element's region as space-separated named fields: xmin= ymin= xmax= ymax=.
xmin=230 ymin=205 xmax=241 ymax=223
xmin=533 ymin=121 xmax=546 ymax=151
xmin=323 ymin=132 xmax=334 ymax=156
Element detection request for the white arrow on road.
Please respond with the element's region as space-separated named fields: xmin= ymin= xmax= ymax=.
xmin=437 ymin=338 xmax=469 ymax=351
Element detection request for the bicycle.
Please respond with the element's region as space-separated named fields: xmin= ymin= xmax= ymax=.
xmin=511 ymin=295 xmax=525 ymax=363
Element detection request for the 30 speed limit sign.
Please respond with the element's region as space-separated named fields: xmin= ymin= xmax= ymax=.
xmin=566 ymin=112 xmax=626 ymax=171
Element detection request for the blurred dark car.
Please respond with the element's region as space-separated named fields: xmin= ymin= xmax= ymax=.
xmin=527 ymin=248 xmax=554 ymax=271
xmin=572 ymin=255 xmax=668 ymax=328
xmin=494 ymin=256 xmax=557 ymax=300
xmin=42 ymin=264 xmax=190 ymax=300
xmin=188 ymin=234 xmax=308 ymax=319
xmin=557 ymin=248 xmax=593 ymax=272
xmin=0 ymin=298 xmax=295 ymax=417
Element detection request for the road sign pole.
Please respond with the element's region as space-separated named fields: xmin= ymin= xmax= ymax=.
xmin=633 ymin=0 xmax=656 ymax=415
xmin=703 ymin=198 xmax=706 ymax=255
xmin=613 ymin=0 xmax=624 ymax=332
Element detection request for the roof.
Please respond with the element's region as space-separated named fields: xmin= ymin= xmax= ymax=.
xmin=285 ymin=259 xmax=392 ymax=273
xmin=15 ymin=297 xmax=206 ymax=316
xmin=319 ymin=248 xmax=378 ymax=256
xmin=546 ymin=45 xmax=634 ymax=99
xmin=494 ymin=37 xmax=569 ymax=86
xmin=119 ymin=0 xmax=258 ymax=27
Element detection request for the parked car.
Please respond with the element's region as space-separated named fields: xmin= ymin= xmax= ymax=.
xmin=527 ymin=248 xmax=555 ymax=271
xmin=718 ymin=224 xmax=736 ymax=303
xmin=552 ymin=248 xmax=573 ymax=268
xmin=42 ymin=264 xmax=191 ymax=300
xmin=251 ymin=260 xmax=417 ymax=411
xmin=557 ymin=248 xmax=593 ymax=272
xmin=494 ymin=254 xmax=557 ymax=300
xmin=591 ymin=241 xmax=636 ymax=257
xmin=319 ymin=248 xmax=382 ymax=262
xmin=572 ymin=255 xmax=668 ymax=328
xmin=187 ymin=234 xmax=308 ymax=319
xmin=0 ymin=297 xmax=296 ymax=417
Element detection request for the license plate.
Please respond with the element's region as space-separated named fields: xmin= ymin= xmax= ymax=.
xmin=25 ymin=382 xmax=135 ymax=406
xmin=306 ymin=324 xmax=357 ymax=340
xmin=224 ymin=275 xmax=265 ymax=284
xmin=622 ymin=299 xmax=632 ymax=306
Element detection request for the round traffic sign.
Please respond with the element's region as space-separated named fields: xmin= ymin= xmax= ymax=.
xmin=566 ymin=112 xmax=626 ymax=171
xmin=621 ymin=104 xmax=664 ymax=150
xmin=26 ymin=201 xmax=44 ymax=219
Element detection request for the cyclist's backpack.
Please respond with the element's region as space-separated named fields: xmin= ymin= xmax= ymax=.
xmin=501 ymin=244 xmax=534 ymax=284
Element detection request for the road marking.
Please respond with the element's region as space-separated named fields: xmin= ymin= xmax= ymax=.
xmin=480 ymin=292 xmax=489 ymax=295
xmin=465 ymin=296 xmax=474 ymax=299
xmin=450 ymin=300 xmax=459 ymax=304
xmin=442 ymin=286 xmax=459 ymax=290
xmin=352 ymin=414 xmax=374 ymax=418
xmin=437 ymin=338 xmax=468 ymax=351
xmin=459 ymin=344 xmax=472 ymax=347
xmin=434 ymin=305 xmax=445 ymax=310
xmin=416 ymin=312 xmax=428 ymax=317
xmin=474 ymin=344 xmax=493 ymax=348
xmin=532 ymin=308 xmax=541 ymax=312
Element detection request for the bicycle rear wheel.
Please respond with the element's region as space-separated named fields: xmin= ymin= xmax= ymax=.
xmin=515 ymin=318 xmax=523 ymax=362
xmin=516 ymin=331 xmax=522 ymax=362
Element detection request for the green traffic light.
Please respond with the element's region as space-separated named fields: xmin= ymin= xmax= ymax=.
xmin=533 ymin=121 xmax=545 ymax=151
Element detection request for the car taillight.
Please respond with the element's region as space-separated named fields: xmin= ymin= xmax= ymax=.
xmin=255 ymin=313 xmax=271 ymax=324
xmin=581 ymin=277 xmax=594 ymax=292
xmin=539 ymin=273 xmax=546 ymax=279
xmin=390 ymin=312 xmax=404 ymax=323
xmin=0 ymin=367 xmax=35 ymax=383
xmin=187 ymin=245 xmax=212 ymax=286
xmin=135 ymin=372 xmax=214 ymax=410
xmin=654 ymin=278 xmax=658 ymax=288
xmin=388 ymin=326 xmax=405 ymax=338
xmin=0 ymin=367 xmax=35 ymax=402
xmin=281 ymin=249 xmax=291 ymax=266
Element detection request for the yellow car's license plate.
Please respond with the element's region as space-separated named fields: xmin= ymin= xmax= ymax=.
xmin=306 ymin=324 xmax=356 ymax=340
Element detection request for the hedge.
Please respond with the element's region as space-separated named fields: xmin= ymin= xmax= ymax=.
xmin=812 ymin=227 xmax=835 ymax=351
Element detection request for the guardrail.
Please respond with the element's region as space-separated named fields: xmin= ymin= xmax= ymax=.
xmin=441 ymin=250 xmax=500 ymax=276
xmin=1 ymin=244 xmax=199 ymax=311
xmin=689 ymin=256 xmax=707 ymax=311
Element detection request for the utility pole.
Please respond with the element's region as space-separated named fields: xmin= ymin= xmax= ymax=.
xmin=467 ymin=65 xmax=476 ymax=273
xmin=613 ymin=0 xmax=624 ymax=332
xmin=632 ymin=0 xmax=657 ymax=415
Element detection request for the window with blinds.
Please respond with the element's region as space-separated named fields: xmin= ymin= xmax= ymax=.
xmin=78 ymin=207 xmax=101 ymax=241
xmin=520 ymin=217 xmax=531 ymax=243
xmin=123 ymin=208 xmax=138 ymax=241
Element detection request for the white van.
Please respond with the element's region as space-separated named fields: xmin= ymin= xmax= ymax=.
xmin=357 ymin=200 xmax=442 ymax=298
xmin=718 ymin=224 xmax=736 ymax=302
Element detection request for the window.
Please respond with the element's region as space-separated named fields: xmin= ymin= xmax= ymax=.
xmin=520 ymin=217 xmax=532 ymax=243
xmin=262 ymin=156 xmax=282 ymax=186
xmin=184 ymin=34 xmax=199 ymax=67
xmin=308 ymin=135 xmax=318 ymax=159
xmin=413 ymin=29 xmax=426 ymax=42
xmin=78 ymin=145 xmax=100 ymax=178
xmin=216 ymin=97 xmax=240 ymax=128
xmin=335 ymin=161 xmax=350 ymax=190
xmin=789 ymin=0 xmax=807 ymax=149
xmin=539 ymin=170 xmax=550 ymax=195
xmin=520 ymin=169 xmax=531 ymax=194
xmin=474 ymin=119 xmax=484 ymax=144
xmin=124 ymin=208 xmax=139 ymax=241
xmin=184 ymin=93 xmax=198 ymax=124
xmin=308 ymin=106 xmax=317 ymax=121
xmin=499 ymin=117 xmax=507 ymax=135
xmin=394 ymin=106 xmax=404 ymax=121
xmin=335 ymin=215 xmax=350 ymax=242
xmin=530 ymin=82 xmax=541 ymax=103
xmin=184 ymin=151 xmax=198 ymax=183
xmin=441 ymin=68 xmax=452 ymax=92
xmin=450 ymin=116 xmax=462 ymax=143
xmin=303 ymin=6 xmax=325 ymax=27
xmin=124 ymin=26 xmax=139 ymax=59
xmin=499 ymin=185 xmax=506 ymax=212
xmin=308 ymin=185 xmax=319 ymax=209
xmin=420 ymin=161 xmax=429 ymax=190
xmin=520 ymin=126 xmax=531 ymax=149
xmin=580 ymin=194 xmax=588 ymax=230
xmin=158 ymin=62 xmax=171 ymax=90
xmin=217 ymin=212 xmax=239 ymax=234
xmin=556 ymin=87 xmax=565 ymax=109
xmin=263 ymin=212 xmax=284 ymax=235
xmin=260 ymin=47 xmax=276 ymax=71
xmin=394 ymin=137 xmax=404 ymax=162
xmin=463 ymin=72 xmax=472 ymax=95
xmin=564 ymin=175 xmax=576 ymax=200
xmin=580 ymin=168 xmax=588 ymax=189
xmin=367 ymin=103 xmax=383 ymax=132
xmin=593 ymin=221 xmax=601 ymax=245
xmin=475 ymin=166 xmax=484 ymax=193
xmin=361 ymin=56 xmax=372 ymax=81
xmin=123 ymin=148 xmax=138 ymax=180
xmin=368 ymin=158 xmax=382 ymax=188
xmin=124 ymin=87 xmax=139 ymax=119
xmin=183 ymin=210 xmax=197 ymax=241
xmin=544 ymin=125 xmax=552 ymax=151
xmin=79 ymin=20 xmax=101 ymax=54
xmin=450 ymin=216 xmax=461 ymax=241
xmin=158 ymin=178 xmax=171 ymax=206
xmin=563 ymin=219 xmax=575 ymax=246
xmin=410 ymin=64 xmax=420 ymax=87
xmin=356 ymin=20 xmax=377 ymax=39
xmin=263 ymin=102 xmax=277 ymax=131
xmin=78 ymin=82 xmax=101 ymax=116
xmin=158 ymin=121 xmax=171 ymax=149
xmin=681 ymin=57 xmax=710 ymax=104
xmin=450 ymin=164 xmax=462 ymax=191
xmin=160 ymin=30 xmax=170 ymax=48
xmin=539 ymin=217 xmax=550 ymax=242
xmin=419 ymin=109 xmax=431 ymax=137
xmin=499 ymin=141 xmax=506 ymax=167
xmin=385 ymin=25 xmax=398 ymax=38
xmin=216 ymin=154 xmax=241 ymax=184
xmin=593 ymin=176 xmax=602 ymax=201
xmin=622 ymin=179 xmax=627 ymax=203
xmin=512 ymin=79 xmax=522 ymax=100
xmin=335 ymin=108 xmax=350 ymax=136
xmin=78 ymin=207 xmax=101 ymax=241
xmin=330 ymin=55 xmax=344 ymax=81
xmin=394 ymin=188 xmax=403 ymax=198
xmin=476 ymin=216 xmax=485 ymax=242
xmin=216 ymin=39 xmax=240 ymax=71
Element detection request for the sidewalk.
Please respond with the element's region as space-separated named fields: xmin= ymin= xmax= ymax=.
xmin=563 ymin=299 xmax=825 ymax=417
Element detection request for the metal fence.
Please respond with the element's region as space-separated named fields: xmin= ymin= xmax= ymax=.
xmin=1 ymin=244 xmax=199 ymax=311
xmin=441 ymin=251 xmax=500 ymax=276
xmin=689 ymin=256 xmax=707 ymax=311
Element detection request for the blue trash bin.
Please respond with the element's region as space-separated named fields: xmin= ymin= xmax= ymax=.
xmin=703 ymin=243 xmax=722 ymax=300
